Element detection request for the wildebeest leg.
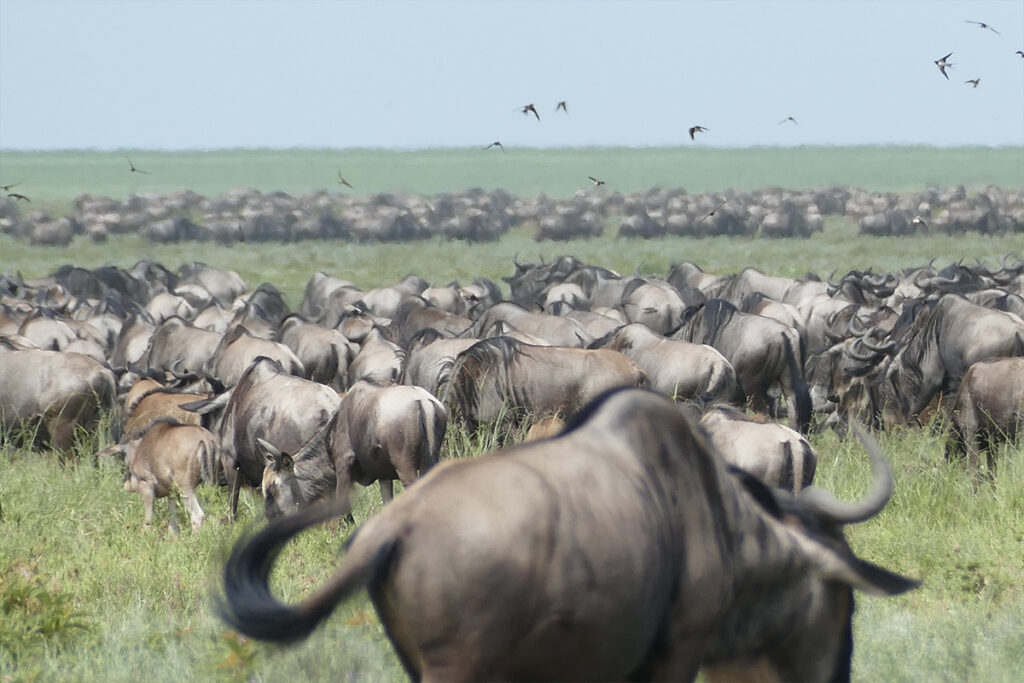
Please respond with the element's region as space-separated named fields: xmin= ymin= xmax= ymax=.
xmin=335 ymin=461 xmax=355 ymax=525
xmin=225 ymin=463 xmax=241 ymax=522
xmin=182 ymin=489 xmax=206 ymax=530
xmin=379 ymin=479 xmax=394 ymax=505
xmin=166 ymin=496 xmax=180 ymax=535
xmin=140 ymin=485 xmax=156 ymax=527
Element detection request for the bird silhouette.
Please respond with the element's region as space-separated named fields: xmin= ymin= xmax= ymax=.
xmin=555 ymin=101 xmax=568 ymax=113
xmin=778 ymin=116 xmax=798 ymax=125
xmin=127 ymin=158 xmax=150 ymax=174
xmin=485 ymin=141 xmax=505 ymax=152
xmin=688 ymin=125 xmax=708 ymax=140
xmin=520 ymin=104 xmax=540 ymax=121
xmin=700 ymin=199 xmax=729 ymax=223
xmin=7 ymin=193 xmax=30 ymax=202
xmin=587 ymin=176 xmax=606 ymax=187
xmin=934 ymin=52 xmax=953 ymax=79
xmin=1016 ymin=50 xmax=1023 ymax=58
xmin=0 ymin=181 xmax=21 ymax=192
xmin=965 ymin=78 xmax=980 ymax=88
xmin=337 ymin=170 xmax=354 ymax=189
xmin=965 ymin=20 xmax=999 ymax=35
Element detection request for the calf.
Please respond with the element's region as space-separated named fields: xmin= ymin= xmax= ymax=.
xmin=947 ymin=357 xmax=1024 ymax=473
xmin=101 ymin=420 xmax=220 ymax=532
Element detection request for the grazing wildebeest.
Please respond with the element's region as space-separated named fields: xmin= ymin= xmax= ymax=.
xmin=852 ymin=294 xmax=1024 ymax=428
xmin=445 ymin=336 xmax=645 ymax=431
xmin=206 ymin=325 xmax=305 ymax=388
xmin=145 ymin=316 xmax=223 ymax=375
xmin=590 ymin=323 xmax=742 ymax=404
xmin=279 ymin=314 xmax=357 ymax=391
xmin=674 ymin=299 xmax=812 ymax=433
xmin=260 ymin=380 xmax=447 ymax=520
xmin=402 ymin=328 xmax=479 ymax=398
xmin=184 ymin=357 xmax=342 ymax=520
xmin=100 ymin=419 xmax=221 ymax=532
xmin=699 ymin=405 xmax=817 ymax=494
xmin=946 ymin=357 xmax=1024 ymax=473
xmin=0 ymin=347 xmax=116 ymax=453
xmin=218 ymin=388 xmax=917 ymax=682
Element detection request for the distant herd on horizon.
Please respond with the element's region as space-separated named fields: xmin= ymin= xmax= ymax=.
xmin=2 ymin=18 xmax=1022 ymax=206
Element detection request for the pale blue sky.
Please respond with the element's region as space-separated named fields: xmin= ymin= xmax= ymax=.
xmin=1 ymin=0 xmax=1022 ymax=150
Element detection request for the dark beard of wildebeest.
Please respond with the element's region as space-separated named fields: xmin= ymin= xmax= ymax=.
xmin=672 ymin=299 xmax=812 ymax=434
xmin=443 ymin=335 xmax=645 ymax=433
xmin=259 ymin=380 xmax=447 ymax=521
xmin=853 ymin=294 xmax=1024 ymax=429
xmin=217 ymin=388 xmax=918 ymax=682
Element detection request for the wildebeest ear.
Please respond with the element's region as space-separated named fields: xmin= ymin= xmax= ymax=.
xmin=257 ymin=437 xmax=281 ymax=461
xmin=792 ymin=532 xmax=921 ymax=596
xmin=280 ymin=453 xmax=294 ymax=473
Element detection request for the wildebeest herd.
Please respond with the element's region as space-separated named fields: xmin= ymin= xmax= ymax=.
xmin=3 ymin=252 xmax=1024 ymax=680
xmin=1 ymin=183 xmax=1022 ymax=246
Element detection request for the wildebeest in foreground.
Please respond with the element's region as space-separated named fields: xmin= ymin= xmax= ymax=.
xmin=219 ymin=388 xmax=917 ymax=682
xmin=946 ymin=357 xmax=1024 ymax=473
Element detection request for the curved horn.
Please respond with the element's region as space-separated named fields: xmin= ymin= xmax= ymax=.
xmin=860 ymin=333 xmax=896 ymax=354
xmin=847 ymin=315 xmax=868 ymax=337
xmin=798 ymin=422 xmax=893 ymax=525
xmin=846 ymin=338 xmax=880 ymax=362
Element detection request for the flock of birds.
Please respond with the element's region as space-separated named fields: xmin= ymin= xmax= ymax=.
xmin=933 ymin=19 xmax=1022 ymax=86
xmin=3 ymin=18 xmax=1022 ymax=209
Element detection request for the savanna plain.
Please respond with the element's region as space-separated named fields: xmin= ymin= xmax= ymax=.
xmin=1 ymin=146 xmax=1023 ymax=681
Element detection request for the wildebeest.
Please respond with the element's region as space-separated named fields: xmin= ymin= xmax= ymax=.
xmin=144 ymin=316 xmax=223 ymax=375
xmin=219 ymin=388 xmax=917 ymax=681
xmin=946 ymin=357 xmax=1024 ymax=473
xmin=699 ymin=405 xmax=817 ymax=494
xmin=0 ymin=347 xmax=116 ymax=452
xmin=590 ymin=323 xmax=742 ymax=404
xmin=185 ymin=357 xmax=342 ymax=520
xmin=402 ymin=329 xmax=479 ymax=398
xmin=100 ymin=419 xmax=220 ymax=532
xmin=207 ymin=325 xmax=305 ymax=388
xmin=674 ymin=299 xmax=811 ymax=433
xmin=850 ymin=294 xmax=1024 ymax=428
xmin=445 ymin=336 xmax=645 ymax=431
xmin=260 ymin=380 xmax=447 ymax=520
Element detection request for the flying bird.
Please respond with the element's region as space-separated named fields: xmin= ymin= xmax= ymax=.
xmin=700 ymin=199 xmax=729 ymax=223
xmin=1017 ymin=50 xmax=1024 ymax=58
xmin=934 ymin=52 xmax=953 ymax=79
xmin=587 ymin=176 xmax=606 ymax=187
xmin=778 ymin=116 xmax=798 ymax=125
xmin=127 ymin=158 xmax=150 ymax=174
xmin=7 ymin=193 xmax=30 ymax=202
xmin=485 ymin=141 xmax=505 ymax=152
xmin=965 ymin=20 xmax=999 ymax=35
xmin=0 ymin=181 xmax=21 ymax=192
xmin=555 ymin=101 xmax=568 ymax=113
xmin=688 ymin=125 xmax=708 ymax=140
xmin=520 ymin=103 xmax=540 ymax=121
xmin=965 ymin=78 xmax=980 ymax=88
xmin=337 ymin=171 xmax=354 ymax=189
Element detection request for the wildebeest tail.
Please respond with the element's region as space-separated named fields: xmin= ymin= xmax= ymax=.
xmin=418 ymin=398 xmax=447 ymax=473
xmin=216 ymin=503 xmax=398 ymax=643
xmin=196 ymin=440 xmax=221 ymax=485
xmin=783 ymin=334 xmax=812 ymax=435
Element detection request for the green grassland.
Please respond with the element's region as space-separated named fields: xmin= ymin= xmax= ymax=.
xmin=1 ymin=146 xmax=1024 ymax=681
xmin=2 ymin=145 xmax=1023 ymax=211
